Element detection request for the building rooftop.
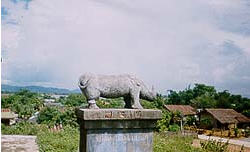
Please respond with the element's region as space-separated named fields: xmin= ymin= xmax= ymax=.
xmin=164 ymin=105 xmax=196 ymax=116
xmin=205 ymin=108 xmax=250 ymax=124
xmin=1 ymin=109 xmax=18 ymax=119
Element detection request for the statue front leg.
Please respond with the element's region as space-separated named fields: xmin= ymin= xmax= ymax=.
xmin=88 ymin=99 xmax=99 ymax=109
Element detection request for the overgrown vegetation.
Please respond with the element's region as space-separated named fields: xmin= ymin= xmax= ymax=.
xmin=153 ymin=133 xmax=202 ymax=152
xmin=2 ymin=122 xmax=79 ymax=152
xmin=1 ymin=90 xmax=43 ymax=119
xmin=37 ymin=107 xmax=78 ymax=127
xmin=200 ymin=139 xmax=229 ymax=152
xmin=1 ymin=121 xmax=42 ymax=135
xmin=37 ymin=126 xmax=79 ymax=152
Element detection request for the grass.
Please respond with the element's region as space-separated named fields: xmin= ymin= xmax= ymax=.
xmin=37 ymin=126 xmax=79 ymax=152
xmin=153 ymin=132 xmax=203 ymax=152
xmin=2 ymin=123 xmax=211 ymax=152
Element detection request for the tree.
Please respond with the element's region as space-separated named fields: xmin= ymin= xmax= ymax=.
xmin=59 ymin=94 xmax=87 ymax=107
xmin=37 ymin=107 xmax=62 ymax=126
xmin=193 ymin=84 xmax=216 ymax=98
xmin=167 ymin=90 xmax=181 ymax=104
xmin=1 ymin=90 xmax=43 ymax=119
xmin=191 ymin=94 xmax=216 ymax=109
xmin=215 ymin=90 xmax=232 ymax=108
xmin=157 ymin=111 xmax=172 ymax=132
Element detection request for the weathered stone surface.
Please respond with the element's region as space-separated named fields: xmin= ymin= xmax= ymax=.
xmin=76 ymin=109 xmax=162 ymax=120
xmin=87 ymin=129 xmax=153 ymax=152
xmin=1 ymin=135 xmax=39 ymax=152
xmin=78 ymin=74 xmax=156 ymax=109
xmin=81 ymin=120 xmax=158 ymax=129
xmin=76 ymin=109 xmax=162 ymax=152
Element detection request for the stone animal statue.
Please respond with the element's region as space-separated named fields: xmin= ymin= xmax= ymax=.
xmin=78 ymin=73 xmax=156 ymax=109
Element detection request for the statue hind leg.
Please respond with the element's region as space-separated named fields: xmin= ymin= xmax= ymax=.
xmin=130 ymin=87 xmax=143 ymax=109
xmin=85 ymin=88 xmax=100 ymax=109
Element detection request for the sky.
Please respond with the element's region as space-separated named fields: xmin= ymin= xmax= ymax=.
xmin=1 ymin=0 xmax=250 ymax=96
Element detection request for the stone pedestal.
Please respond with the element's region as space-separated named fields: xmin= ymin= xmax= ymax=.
xmin=76 ymin=109 xmax=162 ymax=152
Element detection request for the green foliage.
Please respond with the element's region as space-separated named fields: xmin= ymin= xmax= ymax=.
xmin=96 ymin=98 xmax=124 ymax=108
xmin=186 ymin=116 xmax=196 ymax=126
xmin=157 ymin=111 xmax=183 ymax=132
xmin=1 ymin=122 xmax=79 ymax=152
xmin=1 ymin=90 xmax=43 ymax=119
xmin=234 ymin=128 xmax=239 ymax=137
xmin=193 ymin=84 xmax=216 ymax=97
xmin=191 ymin=94 xmax=217 ymax=109
xmin=38 ymin=107 xmax=62 ymax=127
xmin=201 ymin=139 xmax=229 ymax=152
xmin=141 ymin=99 xmax=158 ymax=109
xmin=170 ymin=111 xmax=182 ymax=124
xmin=154 ymin=95 xmax=167 ymax=109
xmin=167 ymin=84 xmax=250 ymax=117
xmin=242 ymin=109 xmax=250 ymax=117
xmin=141 ymin=95 xmax=166 ymax=109
xmin=60 ymin=107 xmax=78 ymax=127
xmin=215 ymin=91 xmax=232 ymax=109
xmin=59 ymin=94 xmax=87 ymax=107
xmin=1 ymin=121 xmax=45 ymax=135
xmin=37 ymin=126 xmax=79 ymax=152
xmin=38 ymin=106 xmax=78 ymax=127
xmin=200 ymin=117 xmax=213 ymax=129
xmin=168 ymin=124 xmax=180 ymax=132
xmin=153 ymin=133 xmax=203 ymax=152
xmin=157 ymin=111 xmax=172 ymax=132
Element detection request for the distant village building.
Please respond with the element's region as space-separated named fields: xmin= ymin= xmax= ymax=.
xmin=164 ymin=105 xmax=197 ymax=116
xmin=44 ymin=102 xmax=63 ymax=108
xmin=28 ymin=111 xmax=40 ymax=123
xmin=51 ymin=94 xmax=68 ymax=99
xmin=200 ymin=109 xmax=250 ymax=129
xmin=164 ymin=105 xmax=198 ymax=130
xmin=44 ymin=99 xmax=56 ymax=103
xmin=43 ymin=98 xmax=63 ymax=107
xmin=1 ymin=109 xmax=18 ymax=125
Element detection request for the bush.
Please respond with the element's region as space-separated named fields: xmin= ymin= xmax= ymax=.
xmin=200 ymin=117 xmax=213 ymax=129
xmin=1 ymin=121 xmax=46 ymax=135
xmin=2 ymin=122 xmax=79 ymax=152
xmin=1 ymin=90 xmax=43 ymax=119
xmin=96 ymin=98 xmax=124 ymax=108
xmin=37 ymin=126 xmax=79 ymax=152
xmin=201 ymin=139 xmax=229 ymax=152
xmin=59 ymin=94 xmax=87 ymax=107
xmin=153 ymin=132 xmax=203 ymax=152
xmin=38 ymin=107 xmax=78 ymax=127
xmin=157 ymin=111 xmax=171 ymax=132
xmin=168 ymin=124 xmax=180 ymax=132
xmin=38 ymin=107 xmax=62 ymax=127
xmin=186 ymin=116 xmax=196 ymax=126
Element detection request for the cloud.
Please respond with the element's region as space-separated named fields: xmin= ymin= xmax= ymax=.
xmin=2 ymin=0 xmax=250 ymax=97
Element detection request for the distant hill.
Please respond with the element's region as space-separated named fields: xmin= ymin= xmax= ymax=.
xmin=1 ymin=84 xmax=81 ymax=94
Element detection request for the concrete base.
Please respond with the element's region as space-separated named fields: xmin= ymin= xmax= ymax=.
xmin=76 ymin=109 xmax=162 ymax=152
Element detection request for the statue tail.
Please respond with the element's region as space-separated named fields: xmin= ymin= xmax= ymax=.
xmin=78 ymin=75 xmax=90 ymax=89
